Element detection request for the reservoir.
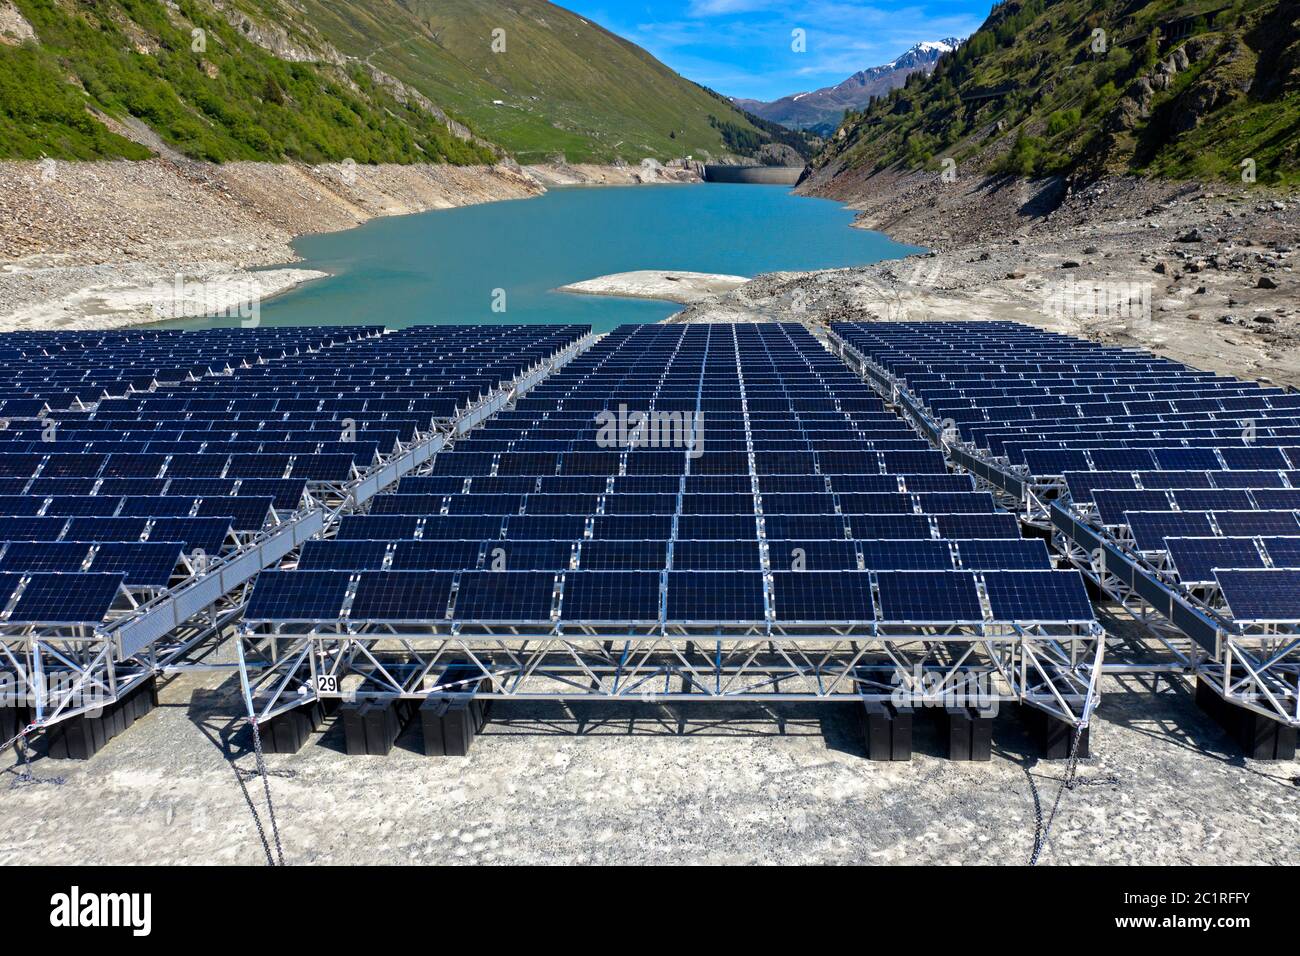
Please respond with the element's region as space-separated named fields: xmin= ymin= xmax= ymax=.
xmin=169 ymin=183 xmax=920 ymax=332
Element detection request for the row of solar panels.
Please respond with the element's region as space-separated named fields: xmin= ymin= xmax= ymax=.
xmin=333 ymin=512 xmax=1022 ymax=541
xmin=243 ymin=323 xmax=1098 ymax=629
xmin=297 ymin=536 xmax=1053 ymax=572
xmin=834 ymin=321 xmax=1300 ymax=625
xmin=0 ymin=325 xmax=591 ymax=626
xmin=247 ymin=567 xmax=1093 ymax=625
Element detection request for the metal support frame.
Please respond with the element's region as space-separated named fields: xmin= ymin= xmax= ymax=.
xmin=236 ymin=619 xmax=1105 ymax=730
xmin=0 ymin=332 xmax=601 ymax=731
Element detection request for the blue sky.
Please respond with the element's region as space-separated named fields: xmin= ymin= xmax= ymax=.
xmin=557 ymin=0 xmax=992 ymax=102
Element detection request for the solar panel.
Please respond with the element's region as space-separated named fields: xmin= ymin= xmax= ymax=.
xmin=578 ymin=540 xmax=667 ymax=571
xmin=196 ymin=496 xmax=272 ymax=530
xmin=1216 ymin=570 xmax=1300 ymax=622
xmin=933 ymin=513 xmax=1019 ymax=539
xmin=875 ymin=571 xmax=983 ymax=622
xmin=350 ymin=571 xmax=456 ymax=621
xmin=983 ymin=571 xmax=1094 ymax=622
xmin=1125 ymin=511 xmax=1214 ymax=551
xmin=672 ymin=539 xmax=761 ymax=570
xmin=666 ymin=571 xmax=765 ymax=621
xmin=955 ymin=538 xmax=1053 ymax=571
xmin=147 ymin=517 xmax=232 ymax=554
xmin=67 ymin=517 xmax=149 ymax=543
xmin=453 ymin=571 xmax=556 ymax=621
xmin=0 ymin=517 xmax=68 ymax=541
xmin=1213 ymin=510 xmax=1300 ymax=537
xmin=1260 ymin=537 xmax=1300 ymax=568
xmin=336 ymin=515 xmax=422 ymax=541
xmin=768 ymin=539 xmax=860 ymax=570
xmin=481 ymin=540 xmax=574 ymax=571
xmin=861 ymin=539 xmax=954 ymax=571
xmin=561 ymin=571 xmax=661 ymax=620
xmin=0 ymin=541 xmax=90 ymax=573
xmin=89 ymin=542 xmax=184 ymax=587
xmin=6 ymin=572 xmax=124 ymax=624
xmin=245 ymin=570 xmax=351 ymax=621
xmin=505 ymin=515 xmax=585 ymax=540
xmin=771 ymin=571 xmax=873 ymax=622
xmin=1095 ymin=490 xmax=1170 ymax=525
xmin=370 ymin=494 xmax=448 ymax=516
xmin=298 ymin=539 xmax=390 ymax=571
xmin=766 ymin=515 xmax=845 ymax=539
xmin=1165 ymin=537 xmax=1265 ymax=585
xmin=591 ymin=515 xmax=674 ymax=540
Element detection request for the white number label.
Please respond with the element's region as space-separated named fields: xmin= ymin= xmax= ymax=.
xmin=316 ymin=675 xmax=339 ymax=694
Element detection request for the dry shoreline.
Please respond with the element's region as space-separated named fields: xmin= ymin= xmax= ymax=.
xmin=0 ymin=158 xmax=701 ymax=331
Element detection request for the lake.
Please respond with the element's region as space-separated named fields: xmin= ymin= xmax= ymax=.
xmin=167 ymin=183 xmax=920 ymax=332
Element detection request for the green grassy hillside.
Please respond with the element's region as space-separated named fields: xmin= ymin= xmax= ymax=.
xmin=0 ymin=0 xmax=496 ymax=163
xmin=284 ymin=0 xmax=778 ymax=164
xmin=814 ymin=0 xmax=1299 ymax=186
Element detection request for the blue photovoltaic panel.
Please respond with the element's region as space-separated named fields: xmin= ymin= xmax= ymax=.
xmin=955 ymin=538 xmax=1053 ymax=571
xmin=1261 ymin=537 xmax=1300 ymax=569
xmin=849 ymin=514 xmax=932 ymax=539
xmin=578 ymin=540 xmax=667 ymax=571
xmin=453 ymin=571 xmax=555 ymax=621
xmin=369 ymin=494 xmax=447 ymax=516
xmin=666 ymin=571 xmax=765 ymax=621
xmin=505 ymin=515 xmax=585 ymax=540
xmin=1165 ymin=537 xmax=1264 ymax=585
xmin=591 ymin=515 xmax=674 ymax=540
xmin=336 ymin=515 xmax=422 ymax=541
xmin=672 ymin=539 xmax=761 ymax=570
xmin=1125 ymin=511 xmax=1214 ymax=551
xmin=983 ymin=571 xmax=1094 ymax=623
xmin=481 ymin=540 xmax=574 ymax=571
xmin=1095 ymin=490 xmax=1170 ymax=525
xmin=1213 ymin=510 xmax=1300 ymax=537
xmin=350 ymin=571 xmax=456 ymax=621
xmin=66 ymin=517 xmax=148 ymax=543
xmin=0 ymin=496 xmax=46 ymax=516
xmin=298 ymin=539 xmax=390 ymax=571
xmin=245 ymin=570 xmax=350 ymax=621
xmin=861 ymin=539 xmax=953 ymax=571
xmin=6 ymin=572 xmax=124 ymax=624
xmin=89 ymin=542 xmax=184 ymax=587
xmin=0 ymin=541 xmax=89 ymax=572
xmin=387 ymin=540 xmax=482 ymax=571
xmin=0 ymin=517 xmax=68 ymax=541
xmin=1215 ymin=570 xmax=1300 ymax=622
xmin=766 ymin=515 xmax=845 ymax=539
xmin=561 ymin=571 xmax=661 ymax=621
xmin=837 ymin=493 xmax=914 ymax=515
xmin=147 ymin=518 xmax=232 ymax=554
xmin=0 ymin=541 xmax=90 ymax=573
xmin=933 ymin=514 xmax=1019 ymax=539
xmin=875 ymin=571 xmax=983 ymax=622
xmin=771 ymin=571 xmax=874 ymax=622
xmin=768 ymin=539 xmax=859 ymax=570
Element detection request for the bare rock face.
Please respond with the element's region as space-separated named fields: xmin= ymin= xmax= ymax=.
xmin=0 ymin=0 xmax=37 ymax=45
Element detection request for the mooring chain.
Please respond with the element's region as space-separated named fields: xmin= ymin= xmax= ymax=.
xmin=1029 ymin=724 xmax=1086 ymax=866
xmin=234 ymin=718 xmax=286 ymax=867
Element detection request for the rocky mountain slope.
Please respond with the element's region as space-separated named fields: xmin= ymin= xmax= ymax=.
xmin=804 ymin=0 xmax=1299 ymax=189
xmin=734 ymin=39 xmax=961 ymax=133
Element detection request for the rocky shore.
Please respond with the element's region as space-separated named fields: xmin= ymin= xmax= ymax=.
xmin=673 ymin=169 xmax=1299 ymax=388
xmin=0 ymin=158 xmax=701 ymax=330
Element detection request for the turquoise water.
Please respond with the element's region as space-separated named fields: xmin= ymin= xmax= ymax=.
xmin=167 ymin=184 xmax=920 ymax=332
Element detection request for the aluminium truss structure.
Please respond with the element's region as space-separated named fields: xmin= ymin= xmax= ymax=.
xmin=236 ymin=616 xmax=1105 ymax=730
xmin=0 ymin=333 xmax=601 ymax=731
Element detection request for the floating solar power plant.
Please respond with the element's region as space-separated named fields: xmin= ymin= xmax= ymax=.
xmin=0 ymin=324 xmax=591 ymax=732
xmin=828 ymin=319 xmax=1300 ymax=732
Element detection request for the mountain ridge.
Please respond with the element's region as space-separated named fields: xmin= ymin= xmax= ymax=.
xmin=734 ymin=39 xmax=962 ymax=133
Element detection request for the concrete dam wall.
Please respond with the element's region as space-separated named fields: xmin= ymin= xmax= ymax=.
xmin=703 ymin=165 xmax=806 ymax=185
